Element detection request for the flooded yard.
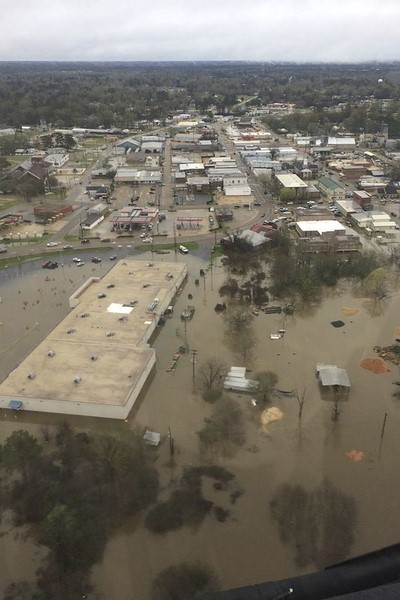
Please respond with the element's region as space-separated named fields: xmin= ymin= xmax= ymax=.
xmin=1 ymin=254 xmax=400 ymax=598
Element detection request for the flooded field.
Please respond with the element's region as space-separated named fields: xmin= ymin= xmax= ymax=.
xmin=1 ymin=253 xmax=400 ymax=598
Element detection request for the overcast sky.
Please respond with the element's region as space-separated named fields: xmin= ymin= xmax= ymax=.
xmin=2 ymin=0 xmax=399 ymax=62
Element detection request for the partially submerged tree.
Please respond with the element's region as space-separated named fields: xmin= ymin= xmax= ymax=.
xmin=152 ymin=562 xmax=219 ymax=600
xmin=198 ymin=396 xmax=246 ymax=455
xmin=254 ymin=371 xmax=278 ymax=405
xmin=294 ymin=387 xmax=307 ymax=424
xmin=198 ymin=358 xmax=227 ymax=391
xmin=224 ymin=302 xmax=256 ymax=363
xmin=363 ymin=267 xmax=390 ymax=302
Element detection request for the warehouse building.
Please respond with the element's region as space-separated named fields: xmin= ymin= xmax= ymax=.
xmin=0 ymin=260 xmax=188 ymax=419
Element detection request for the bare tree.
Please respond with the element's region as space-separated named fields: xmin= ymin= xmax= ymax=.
xmin=294 ymin=388 xmax=307 ymax=424
xmin=198 ymin=358 xmax=227 ymax=391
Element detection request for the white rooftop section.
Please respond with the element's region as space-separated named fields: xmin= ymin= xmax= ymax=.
xmin=327 ymin=137 xmax=356 ymax=146
xmin=107 ymin=303 xmax=134 ymax=315
xmin=179 ymin=163 xmax=204 ymax=172
xmin=297 ymin=220 xmax=346 ymax=235
xmin=276 ymin=173 xmax=307 ymax=188
xmin=238 ymin=229 xmax=268 ymax=247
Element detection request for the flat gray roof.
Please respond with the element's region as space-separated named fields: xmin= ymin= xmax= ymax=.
xmin=0 ymin=260 xmax=188 ymax=419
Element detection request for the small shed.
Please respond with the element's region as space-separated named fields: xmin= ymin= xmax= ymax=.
xmin=143 ymin=430 xmax=161 ymax=446
xmin=316 ymin=364 xmax=351 ymax=388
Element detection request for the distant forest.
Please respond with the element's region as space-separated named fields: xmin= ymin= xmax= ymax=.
xmin=1 ymin=61 xmax=400 ymax=130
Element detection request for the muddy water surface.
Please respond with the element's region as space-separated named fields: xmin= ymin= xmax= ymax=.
xmin=1 ymin=255 xmax=400 ymax=598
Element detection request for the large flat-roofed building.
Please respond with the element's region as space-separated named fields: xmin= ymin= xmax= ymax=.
xmin=275 ymin=173 xmax=307 ymax=189
xmin=0 ymin=260 xmax=188 ymax=419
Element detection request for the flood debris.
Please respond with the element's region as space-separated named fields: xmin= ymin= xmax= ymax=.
xmin=346 ymin=449 xmax=364 ymax=462
xmin=331 ymin=320 xmax=345 ymax=328
xmin=260 ymin=406 xmax=283 ymax=430
xmin=360 ymin=357 xmax=390 ymax=374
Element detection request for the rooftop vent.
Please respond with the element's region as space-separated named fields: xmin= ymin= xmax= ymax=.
xmin=27 ymin=372 xmax=36 ymax=380
xmin=47 ymin=350 xmax=55 ymax=357
xmin=90 ymin=354 xmax=98 ymax=361
xmin=73 ymin=376 xmax=81 ymax=384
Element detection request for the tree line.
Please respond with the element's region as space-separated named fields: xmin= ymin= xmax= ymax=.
xmin=2 ymin=62 xmax=400 ymax=128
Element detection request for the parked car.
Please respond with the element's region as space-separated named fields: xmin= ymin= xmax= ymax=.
xmin=0 ymin=246 xmax=7 ymax=254
xmin=42 ymin=260 xmax=58 ymax=269
xmin=72 ymin=257 xmax=82 ymax=263
xmin=91 ymin=257 xmax=101 ymax=263
xmin=46 ymin=241 xmax=58 ymax=247
xmin=76 ymin=261 xmax=85 ymax=267
xmin=63 ymin=245 xmax=73 ymax=250
xmin=109 ymin=255 xmax=117 ymax=261
xmin=179 ymin=245 xmax=189 ymax=254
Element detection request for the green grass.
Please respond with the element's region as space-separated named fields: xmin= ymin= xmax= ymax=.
xmin=0 ymin=198 xmax=22 ymax=210
xmin=135 ymin=241 xmax=199 ymax=252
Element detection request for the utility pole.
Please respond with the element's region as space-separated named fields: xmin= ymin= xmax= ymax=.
xmin=191 ymin=349 xmax=197 ymax=388
xmin=168 ymin=426 xmax=175 ymax=456
xmin=209 ymin=256 xmax=214 ymax=291
xmin=173 ymin=221 xmax=177 ymax=261
xmin=379 ymin=411 xmax=388 ymax=460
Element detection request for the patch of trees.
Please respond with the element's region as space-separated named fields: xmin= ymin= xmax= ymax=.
xmin=264 ymin=101 xmax=400 ymax=137
xmin=0 ymin=173 xmax=59 ymax=199
xmin=145 ymin=465 xmax=239 ymax=534
xmin=220 ymin=237 xmax=266 ymax=275
xmin=2 ymin=62 xmax=399 ymax=128
xmin=219 ymin=225 xmax=388 ymax=314
xmin=269 ymin=248 xmax=385 ymax=310
xmin=270 ymin=480 xmax=357 ymax=568
xmin=224 ymin=301 xmax=256 ymax=362
xmin=152 ymin=562 xmax=219 ymax=600
xmin=0 ymin=426 xmax=159 ymax=598
xmin=198 ymin=357 xmax=227 ymax=403
xmin=198 ymin=396 xmax=246 ymax=456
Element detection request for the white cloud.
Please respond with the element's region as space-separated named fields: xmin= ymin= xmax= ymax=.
xmin=1 ymin=0 xmax=399 ymax=61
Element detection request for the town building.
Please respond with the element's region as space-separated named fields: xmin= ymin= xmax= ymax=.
xmin=318 ymin=176 xmax=345 ymax=201
xmin=33 ymin=203 xmax=73 ymax=223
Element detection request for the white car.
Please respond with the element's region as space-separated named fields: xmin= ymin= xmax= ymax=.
xmin=179 ymin=245 xmax=189 ymax=254
xmin=46 ymin=241 xmax=59 ymax=247
xmin=76 ymin=261 xmax=85 ymax=267
xmin=72 ymin=257 xmax=82 ymax=263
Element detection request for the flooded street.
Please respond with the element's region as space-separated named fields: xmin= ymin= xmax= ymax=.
xmin=2 ymin=253 xmax=400 ymax=598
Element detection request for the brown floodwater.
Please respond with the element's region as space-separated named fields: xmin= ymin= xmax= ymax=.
xmin=2 ymin=254 xmax=400 ymax=598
